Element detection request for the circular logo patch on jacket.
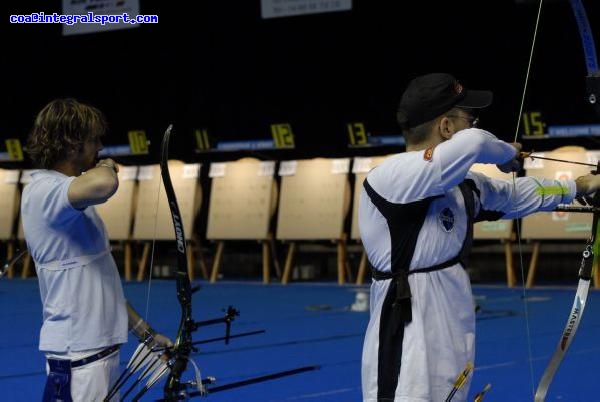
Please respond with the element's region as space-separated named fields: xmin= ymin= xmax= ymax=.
xmin=439 ymin=207 xmax=454 ymax=232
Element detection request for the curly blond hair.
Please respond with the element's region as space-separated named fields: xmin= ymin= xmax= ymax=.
xmin=26 ymin=98 xmax=107 ymax=168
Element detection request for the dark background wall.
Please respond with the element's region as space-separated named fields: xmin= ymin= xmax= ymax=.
xmin=4 ymin=0 xmax=600 ymax=165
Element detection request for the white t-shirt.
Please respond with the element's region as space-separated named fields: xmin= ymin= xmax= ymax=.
xmin=22 ymin=169 xmax=128 ymax=352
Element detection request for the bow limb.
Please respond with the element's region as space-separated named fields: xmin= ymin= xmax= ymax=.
xmin=534 ymin=162 xmax=600 ymax=401
xmin=160 ymin=125 xmax=197 ymax=401
xmin=568 ymin=0 xmax=600 ymax=118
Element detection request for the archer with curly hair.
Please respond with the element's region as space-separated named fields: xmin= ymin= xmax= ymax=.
xmin=27 ymin=98 xmax=108 ymax=169
xmin=21 ymin=98 xmax=171 ymax=401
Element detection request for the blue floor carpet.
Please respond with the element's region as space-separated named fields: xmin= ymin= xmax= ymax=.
xmin=1 ymin=279 xmax=599 ymax=401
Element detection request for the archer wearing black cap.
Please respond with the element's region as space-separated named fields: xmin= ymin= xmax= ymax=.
xmin=358 ymin=73 xmax=600 ymax=401
xmin=397 ymin=71 xmax=492 ymax=125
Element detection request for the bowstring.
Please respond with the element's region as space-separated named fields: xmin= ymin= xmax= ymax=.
xmin=128 ymin=165 xmax=164 ymax=397
xmin=511 ymin=0 xmax=545 ymax=397
xmin=145 ymin=165 xmax=164 ymax=326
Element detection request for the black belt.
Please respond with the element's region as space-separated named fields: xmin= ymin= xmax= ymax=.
xmin=47 ymin=344 xmax=120 ymax=370
xmin=372 ymin=256 xmax=462 ymax=331
xmin=371 ymin=255 xmax=461 ymax=281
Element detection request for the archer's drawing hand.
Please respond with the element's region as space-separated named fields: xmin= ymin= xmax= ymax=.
xmin=496 ymin=142 xmax=523 ymax=173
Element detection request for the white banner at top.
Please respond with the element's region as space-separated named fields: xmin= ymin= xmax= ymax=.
xmin=261 ymin=0 xmax=352 ymax=19
xmin=61 ymin=0 xmax=141 ymax=36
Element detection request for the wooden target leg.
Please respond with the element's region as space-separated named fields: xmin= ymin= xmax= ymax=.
xmin=504 ymin=241 xmax=515 ymax=287
xmin=210 ymin=241 xmax=225 ymax=283
xmin=21 ymin=252 xmax=32 ymax=279
xmin=356 ymin=248 xmax=368 ymax=285
xmin=281 ymin=242 xmax=297 ymax=285
xmin=6 ymin=242 xmax=14 ymax=279
xmin=525 ymin=241 xmax=540 ymax=289
xmin=196 ymin=239 xmax=209 ymax=280
xmin=124 ymin=241 xmax=132 ymax=281
xmin=268 ymin=233 xmax=282 ymax=280
xmin=136 ymin=242 xmax=151 ymax=282
xmin=337 ymin=235 xmax=348 ymax=285
xmin=262 ymin=240 xmax=270 ymax=284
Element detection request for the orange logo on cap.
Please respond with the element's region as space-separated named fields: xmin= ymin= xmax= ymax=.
xmin=453 ymin=80 xmax=463 ymax=94
xmin=424 ymin=147 xmax=434 ymax=161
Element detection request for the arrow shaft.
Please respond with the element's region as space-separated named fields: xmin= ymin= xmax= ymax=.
xmin=520 ymin=152 xmax=596 ymax=167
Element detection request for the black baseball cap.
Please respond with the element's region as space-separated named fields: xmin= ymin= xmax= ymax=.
xmin=397 ymin=73 xmax=493 ymax=128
